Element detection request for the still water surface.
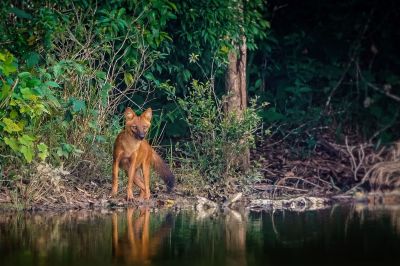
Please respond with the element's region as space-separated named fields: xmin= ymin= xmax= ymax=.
xmin=0 ymin=204 xmax=399 ymax=266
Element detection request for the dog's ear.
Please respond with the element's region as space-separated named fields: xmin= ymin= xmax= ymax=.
xmin=124 ymin=107 xmax=136 ymax=120
xmin=141 ymin=108 xmax=152 ymax=121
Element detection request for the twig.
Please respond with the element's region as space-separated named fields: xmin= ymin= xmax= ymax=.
xmin=0 ymin=77 xmax=19 ymax=109
xmin=254 ymin=184 xmax=308 ymax=193
xmin=345 ymin=136 xmax=365 ymax=181
xmin=267 ymin=123 xmax=307 ymax=147
xmin=0 ymin=153 xmax=18 ymax=159
xmin=356 ymin=62 xmax=400 ymax=102
xmin=325 ymin=59 xmax=354 ymax=108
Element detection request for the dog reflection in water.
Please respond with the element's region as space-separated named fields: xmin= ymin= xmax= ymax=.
xmin=112 ymin=207 xmax=172 ymax=265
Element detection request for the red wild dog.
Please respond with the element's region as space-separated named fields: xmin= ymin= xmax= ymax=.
xmin=111 ymin=107 xmax=174 ymax=200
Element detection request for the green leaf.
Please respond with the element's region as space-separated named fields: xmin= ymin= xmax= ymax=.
xmin=37 ymin=143 xmax=49 ymax=161
xmin=1 ymin=61 xmax=17 ymax=75
xmin=26 ymin=52 xmax=40 ymax=67
xmin=95 ymin=71 xmax=106 ymax=80
xmin=182 ymin=70 xmax=191 ymax=82
xmin=44 ymin=81 xmax=60 ymax=88
xmin=18 ymin=72 xmax=31 ymax=79
xmin=2 ymin=118 xmax=23 ymax=133
xmin=100 ymin=83 xmax=111 ymax=106
xmin=20 ymin=145 xmax=34 ymax=163
xmin=4 ymin=137 xmax=19 ymax=152
xmin=53 ymin=63 xmax=63 ymax=77
xmin=20 ymin=87 xmax=38 ymax=101
xmin=298 ymin=87 xmax=312 ymax=93
xmin=9 ymin=110 xmax=18 ymax=119
xmin=10 ymin=7 xmax=32 ymax=19
xmin=46 ymin=93 xmax=61 ymax=108
xmin=57 ymin=147 xmax=69 ymax=158
xmin=168 ymin=2 xmax=178 ymax=11
xmin=124 ymin=72 xmax=134 ymax=87
xmin=261 ymin=108 xmax=285 ymax=122
xmin=144 ymin=72 xmax=155 ymax=81
xmin=254 ymin=79 xmax=262 ymax=89
xmin=71 ymin=98 xmax=86 ymax=113
xmin=18 ymin=134 xmax=35 ymax=147
xmin=0 ymin=83 xmax=11 ymax=100
xmin=95 ymin=135 xmax=106 ymax=143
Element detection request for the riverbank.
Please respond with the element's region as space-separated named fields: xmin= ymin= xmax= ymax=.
xmin=1 ymin=172 xmax=399 ymax=213
xmin=1 ymin=136 xmax=399 ymax=212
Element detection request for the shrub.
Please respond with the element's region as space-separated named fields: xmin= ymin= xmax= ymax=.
xmin=176 ymin=80 xmax=263 ymax=182
xmin=0 ymin=51 xmax=59 ymax=163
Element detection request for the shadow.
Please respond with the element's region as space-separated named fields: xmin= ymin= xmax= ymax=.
xmin=111 ymin=207 xmax=173 ymax=265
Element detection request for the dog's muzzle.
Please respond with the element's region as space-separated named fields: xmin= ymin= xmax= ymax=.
xmin=136 ymin=133 xmax=145 ymax=140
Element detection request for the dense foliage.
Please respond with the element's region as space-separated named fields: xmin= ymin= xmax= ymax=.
xmin=1 ymin=0 xmax=399 ymax=187
xmin=250 ymin=0 xmax=400 ymax=147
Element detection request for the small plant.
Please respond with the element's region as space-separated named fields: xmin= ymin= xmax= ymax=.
xmin=176 ymin=80 xmax=263 ymax=182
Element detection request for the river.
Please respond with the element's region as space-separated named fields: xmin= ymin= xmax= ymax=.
xmin=0 ymin=204 xmax=399 ymax=266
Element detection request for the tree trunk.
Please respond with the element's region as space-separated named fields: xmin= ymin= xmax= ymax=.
xmin=224 ymin=35 xmax=250 ymax=170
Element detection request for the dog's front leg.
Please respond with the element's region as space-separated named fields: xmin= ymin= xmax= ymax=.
xmin=111 ymin=151 xmax=123 ymax=197
xmin=127 ymin=155 xmax=138 ymax=201
xmin=142 ymin=159 xmax=151 ymax=199
xmin=127 ymin=156 xmax=146 ymax=201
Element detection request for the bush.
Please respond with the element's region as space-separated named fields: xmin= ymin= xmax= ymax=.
xmin=0 ymin=51 xmax=59 ymax=163
xmin=176 ymin=80 xmax=263 ymax=182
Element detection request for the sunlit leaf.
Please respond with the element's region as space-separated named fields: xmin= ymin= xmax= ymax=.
xmin=18 ymin=134 xmax=35 ymax=147
xmin=2 ymin=118 xmax=23 ymax=133
xmin=20 ymin=145 xmax=34 ymax=163
xmin=124 ymin=72 xmax=134 ymax=87
xmin=37 ymin=142 xmax=49 ymax=161
xmin=4 ymin=137 xmax=19 ymax=152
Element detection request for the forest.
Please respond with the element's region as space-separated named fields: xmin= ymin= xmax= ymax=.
xmin=0 ymin=0 xmax=399 ymax=209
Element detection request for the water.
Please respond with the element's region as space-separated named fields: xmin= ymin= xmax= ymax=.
xmin=0 ymin=204 xmax=399 ymax=266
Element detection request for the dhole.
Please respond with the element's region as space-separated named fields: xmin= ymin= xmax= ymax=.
xmin=111 ymin=107 xmax=174 ymax=200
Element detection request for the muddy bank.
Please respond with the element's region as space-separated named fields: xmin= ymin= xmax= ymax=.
xmin=1 ymin=177 xmax=400 ymax=213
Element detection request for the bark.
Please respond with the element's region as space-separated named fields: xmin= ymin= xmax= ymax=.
xmin=225 ymin=35 xmax=247 ymax=115
xmin=224 ymin=34 xmax=250 ymax=170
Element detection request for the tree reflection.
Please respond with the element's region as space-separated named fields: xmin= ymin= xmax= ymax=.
xmin=225 ymin=209 xmax=247 ymax=266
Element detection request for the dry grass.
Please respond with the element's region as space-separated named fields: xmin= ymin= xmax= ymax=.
xmin=2 ymin=163 xmax=109 ymax=210
xmin=346 ymin=140 xmax=400 ymax=191
xmin=253 ymin=132 xmax=400 ymax=198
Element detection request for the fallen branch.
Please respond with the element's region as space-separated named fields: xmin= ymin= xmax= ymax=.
xmin=250 ymin=196 xmax=330 ymax=211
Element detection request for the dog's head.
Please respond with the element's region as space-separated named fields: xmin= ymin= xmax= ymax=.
xmin=124 ymin=107 xmax=152 ymax=140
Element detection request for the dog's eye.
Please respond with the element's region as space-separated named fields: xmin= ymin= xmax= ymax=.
xmin=132 ymin=126 xmax=137 ymax=129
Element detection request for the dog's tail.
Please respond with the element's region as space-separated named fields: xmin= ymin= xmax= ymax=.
xmin=151 ymin=150 xmax=175 ymax=193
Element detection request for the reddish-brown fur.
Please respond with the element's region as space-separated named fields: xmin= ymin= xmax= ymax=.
xmin=111 ymin=107 xmax=174 ymax=200
xmin=112 ymin=208 xmax=173 ymax=264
